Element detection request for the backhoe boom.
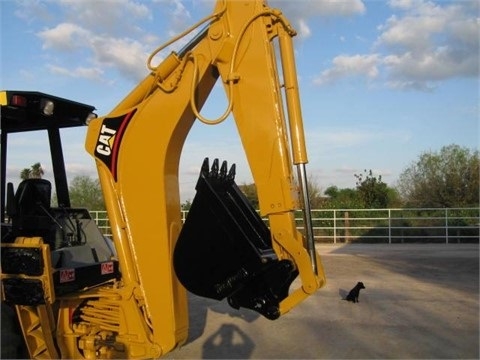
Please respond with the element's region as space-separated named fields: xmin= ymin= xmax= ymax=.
xmin=84 ymin=0 xmax=326 ymax=356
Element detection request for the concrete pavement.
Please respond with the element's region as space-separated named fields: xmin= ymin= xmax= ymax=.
xmin=167 ymin=244 xmax=479 ymax=359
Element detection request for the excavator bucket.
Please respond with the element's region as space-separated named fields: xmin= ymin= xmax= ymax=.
xmin=174 ymin=158 xmax=298 ymax=320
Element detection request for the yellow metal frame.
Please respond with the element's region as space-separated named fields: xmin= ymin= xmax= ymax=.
xmin=1 ymin=238 xmax=58 ymax=358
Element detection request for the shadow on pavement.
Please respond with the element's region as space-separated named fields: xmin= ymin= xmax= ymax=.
xmin=202 ymin=323 xmax=254 ymax=359
xmin=185 ymin=291 xmax=259 ymax=345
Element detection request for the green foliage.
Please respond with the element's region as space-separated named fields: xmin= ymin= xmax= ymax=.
xmin=181 ymin=200 xmax=192 ymax=211
xmin=386 ymin=187 xmax=402 ymax=208
xmin=322 ymin=170 xmax=400 ymax=209
xmin=20 ymin=162 xmax=44 ymax=180
xmin=238 ymin=183 xmax=259 ymax=209
xmin=397 ymin=144 xmax=479 ymax=207
xmin=354 ymin=169 xmax=390 ymax=208
xmin=68 ymin=175 xmax=106 ymax=210
xmin=323 ymin=186 xmax=362 ymax=209
xmin=306 ymin=175 xmax=324 ymax=208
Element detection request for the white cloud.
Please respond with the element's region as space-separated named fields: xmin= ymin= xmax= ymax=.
xmin=30 ymin=0 xmax=370 ymax=87
xmin=169 ymin=0 xmax=192 ymax=32
xmin=38 ymin=23 xmax=90 ymax=51
xmin=315 ymin=0 xmax=479 ymax=91
xmin=269 ymin=0 xmax=366 ymax=39
xmin=384 ymin=46 xmax=477 ymax=80
xmin=297 ymin=19 xmax=311 ymax=38
xmin=151 ymin=0 xmax=195 ymax=38
xmin=57 ymin=0 xmax=152 ymax=34
xmin=91 ymin=37 xmax=149 ymax=81
xmin=449 ymin=17 xmax=479 ymax=46
xmin=47 ymin=64 xmax=104 ymax=81
xmin=270 ymin=0 xmax=366 ymax=18
xmin=30 ymin=0 xmax=199 ymax=83
xmin=378 ymin=0 xmax=479 ymax=90
xmin=14 ymin=0 xmax=54 ymax=23
xmin=377 ymin=13 xmax=444 ymax=50
xmin=314 ymin=54 xmax=380 ymax=85
xmin=388 ymin=0 xmax=414 ymax=10
xmin=37 ymin=21 xmax=150 ymax=82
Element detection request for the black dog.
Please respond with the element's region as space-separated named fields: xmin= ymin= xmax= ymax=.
xmin=345 ymin=282 xmax=365 ymax=303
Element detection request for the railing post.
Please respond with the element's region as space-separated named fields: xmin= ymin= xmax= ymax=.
xmin=333 ymin=210 xmax=337 ymax=244
xmin=344 ymin=211 xmax=350 ymax=243
xmin=388 ymin=209 xmax=392 ymax=244
xmin=445 ymin=208 xmax=449 ymax=244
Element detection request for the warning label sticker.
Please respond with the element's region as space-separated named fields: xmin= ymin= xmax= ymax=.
xmin=60 ymin=269 xmax=75 ymax=283
xmin=101 ymin=262 xmax=114 ymax=275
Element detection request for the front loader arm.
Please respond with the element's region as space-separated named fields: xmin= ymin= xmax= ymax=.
xmin=84 ymin=0 xmax=325 ymax=357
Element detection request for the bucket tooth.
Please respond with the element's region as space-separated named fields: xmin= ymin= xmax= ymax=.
xmin=200 ymin=157 xmax=210 ymax=175
xmin=210 ymin=158 xmax=219 ymax=178
xmin=219 ymin=160 xmax=228 ymax=180
xmin=227 ymin=163 xmax=236 ymax=181
xmin=174 ymin=157 xmax=298 ymax=319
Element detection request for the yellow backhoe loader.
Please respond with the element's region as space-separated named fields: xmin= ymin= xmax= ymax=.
xmin=1 ymin=1 xmax=326 ymax=358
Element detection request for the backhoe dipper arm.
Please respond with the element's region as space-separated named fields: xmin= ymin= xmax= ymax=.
xmin=85 ymin=0 xmax=325 ymax=357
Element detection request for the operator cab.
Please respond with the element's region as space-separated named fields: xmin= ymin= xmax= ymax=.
xmin=1 ymin=91 xmax=119 ymax=302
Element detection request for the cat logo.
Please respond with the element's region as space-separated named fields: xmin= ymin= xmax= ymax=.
xmin=96 ymin=124 xmax=116 ymax=156
xmin=94 ymin=110 xmax=136 ymax=181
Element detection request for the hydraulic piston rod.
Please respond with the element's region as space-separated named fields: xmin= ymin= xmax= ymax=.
xmin=297 ymin=164 xmax=318 ymax=274
xmin=277 ymin=21 xmax=318 ymax=273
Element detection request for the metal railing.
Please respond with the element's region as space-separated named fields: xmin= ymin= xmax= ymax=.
xmin=295 ymin=208 xmax=479 ymax=244
xmin=89 ymin=210 xmax=112 ymax=239
xmin=90 ymin=207 xmax=479 ymax=244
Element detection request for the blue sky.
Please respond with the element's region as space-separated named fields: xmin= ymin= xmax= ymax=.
xmin=1 ymin=0 xmax=478 ymax=202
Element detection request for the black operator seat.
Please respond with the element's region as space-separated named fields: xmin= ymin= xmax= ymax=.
xmin=11 ymin=179 xmax=55 ymax=245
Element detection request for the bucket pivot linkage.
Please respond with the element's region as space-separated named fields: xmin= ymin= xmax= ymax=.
xmin=173 ymin=158 xmax=298 ymax=320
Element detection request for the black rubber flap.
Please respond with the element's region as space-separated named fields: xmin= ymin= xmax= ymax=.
xmin=174 ymin=158 xmax=297 ymax=320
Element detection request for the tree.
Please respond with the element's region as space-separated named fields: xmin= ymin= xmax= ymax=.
xmin=354 ymin=169 xmax=390 ymax=208
xmin=305 ymin=175 xmax=324 ymax=208
xmin=181 ymin=200 xmax=192 ymax=211
xmin=68 ymin=175 xmax=106 ymax=210
xmin=323 ymin=172 xmax=400 ymax=209
xmin=397 ymin=144 xmax=479 ymax=207
xmin=323 ymin=186 xmax=362 ymax=209
xmin=238 ymin=183 xmax=259 ymax=209
xmin=20 ymin=162 xmax=44 ymax=180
